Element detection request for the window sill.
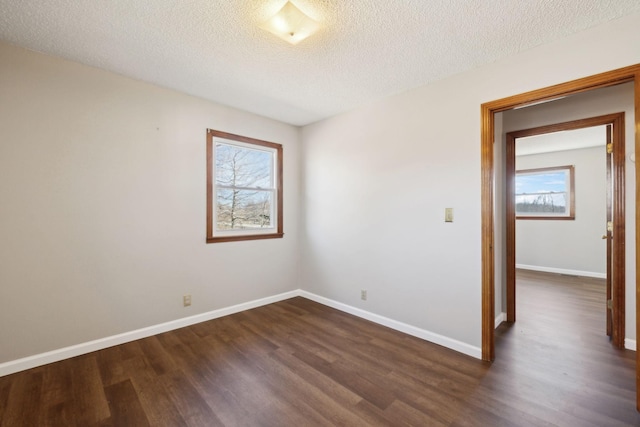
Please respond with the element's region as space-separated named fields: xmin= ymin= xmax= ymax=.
xmin=206 ymin=232 xmax=284 ymax=244
xmin=516 ymin=216 xmax=575 ymax=220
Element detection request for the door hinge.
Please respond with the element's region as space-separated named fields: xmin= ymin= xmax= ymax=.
xmin=607 ymin=143 xmax=613 ymax=154
xmin=607 ymin=299 xmax=613 ymax=309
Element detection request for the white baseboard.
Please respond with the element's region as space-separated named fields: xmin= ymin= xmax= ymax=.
xmin=0 ymin=290 xmax=299 ymax=377
xmin=1 ymin=289 xmax=484 ymax=377
xmin=516 ymin=264 xmax=606 ymax=279
xmin=625 ymin=339 xmax=636 ymax=352
xmin=299 ymin=291 xmax=482 ymax=360
xmin=495 ymin=312 xmax=506 ymax=329
xmin=2 ymin=283 xmax=627 ymax=378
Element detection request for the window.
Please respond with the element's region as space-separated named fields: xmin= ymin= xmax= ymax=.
xmin=515 ymin=165 xmax=575 ymax=220
xmin=206 ymin=129 xmax=283 ymax=243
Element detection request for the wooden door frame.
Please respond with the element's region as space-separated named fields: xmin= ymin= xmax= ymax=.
xmin=504 ymin=113 xmax=625 ymax=348
xmin=481 ymin=64 xmax=640 ymax=387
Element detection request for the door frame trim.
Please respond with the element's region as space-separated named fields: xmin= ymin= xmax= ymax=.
xmin=504 ymin=113 xmax=625 ymax=347
xmin=480 ymin=66 xmax=640 ymax=372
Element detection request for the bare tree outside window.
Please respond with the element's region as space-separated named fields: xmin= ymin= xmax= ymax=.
xmin=515 ymin=165 xmax=575 ymax=219
xmin=215 ymin=143 xmax=273 ymax=230
xmin=206 ymin=129 xmax=283 ymax=243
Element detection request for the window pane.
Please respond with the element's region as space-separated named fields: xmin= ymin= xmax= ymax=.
xmin=215 ymin=143 xmax=272 ymax=189
xmin=515 ymin=193 xmax=567 ymax=214
xmin=216 ymin=189 xmax=273 ymax=230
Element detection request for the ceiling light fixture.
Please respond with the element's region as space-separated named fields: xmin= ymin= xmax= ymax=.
xmin=260 ymin=1 xmax=320 ymax=45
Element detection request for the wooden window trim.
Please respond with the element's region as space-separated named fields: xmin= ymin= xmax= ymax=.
xmin=206 ymin=129 xmax=284 ymax=244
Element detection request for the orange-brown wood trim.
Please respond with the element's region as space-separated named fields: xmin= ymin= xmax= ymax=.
xmin=206 ymin=131 xmax=214 ymax=241
xmin=610 ymin=114 xmax=626 ymax=349
xmin=635 ymin=70 xmax=640 ymax=411
xmin=207 ymin=233 xmax=284 ymax=244
xmin=505 ymin=133 xmax=516 ymax=323
xmin=504 ymin=113 xmax=625 ymax=347
xmin=606 ymin=125 xmax=613 ymax=337
xmin=485 ymin=64 xmax=638 ymax=114
xmin=481 ymin=104 xmax=495 ymax=361
xmin=276 ymin=143 xmax=284 ymax=236
xmin=207 ymin=129 xmax=283 ymax=150
xmin=481 ymin=65 xmax=640 ymax=372
xmin=515 ymin=216 xmax=576 ymax=221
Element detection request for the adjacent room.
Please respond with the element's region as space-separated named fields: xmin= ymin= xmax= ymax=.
xmin=1 ymin=1 xmax=640 ymax=425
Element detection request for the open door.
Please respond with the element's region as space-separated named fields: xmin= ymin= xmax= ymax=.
xmin=605 ymin=124 xmax=612 ymax=337
xmin=504 ymin=113 xmax=625 ymax=347
xmin=479 ymin=64 xmax=640 ymax=410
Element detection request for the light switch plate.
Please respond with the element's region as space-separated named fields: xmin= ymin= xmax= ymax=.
xmin=445 ymin=208 xmax=454 ymax=222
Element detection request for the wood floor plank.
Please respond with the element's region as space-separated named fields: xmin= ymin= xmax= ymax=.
xmin=348 ymin=399 xmax=399 ymax=427
xmin=269 ymin=348 xmax=363 ymax=407
xmin=382 ymin=370 xmax=467 ymax=424
xmin=190 ymin=334 xmax=306 ymax=426
xmin=0 ymin=370 xmax=43 ymax=427
xmin=159 ymin=370 xmax=225 ymax=427
xmin=239 ymin=340 xmax=368 ymax=426
xmin=137 ymin=335 xmax=179 ymax=377
xmin=41 ymin=401 xmax=77 ymax=427
xmin=69 ymin=355 xmax=110 ymax=426
xmin=96 ymin=345 xmax=131 ymax=388
xmin=0 ymin=374 xmax=11 ymax=425
xmin=40 ymin=359 xmax=73 ymax=409
xmin=1 ymin=270 xmax=639 ymax=426
xmin=124 ymin=357 xmax=189 ymax=427
xmin=291 ymin=346 xmax=396 ymax=410
xmin=384 ymin=399 xmax=449 ymax=427
xmin=102 ymin=379 xmax=150 ymax=427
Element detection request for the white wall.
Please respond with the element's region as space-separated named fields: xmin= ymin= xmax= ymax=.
xmin=502 ymin=82 xmax=635 ymax=342
xmin=301 ymin=12 xmax=640 ymax=353
xmin=515 ymin=146 xmax=607 ymax=276
xmin=0 ymin=42 xmax=301 ymax=364
xmin=2 ymin=11 xmax=639 ymax=368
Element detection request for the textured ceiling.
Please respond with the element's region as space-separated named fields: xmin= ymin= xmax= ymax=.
xmin=1 ymin=1 xmax=639 ymax=126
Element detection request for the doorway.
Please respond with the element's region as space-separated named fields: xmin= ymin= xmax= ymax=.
xmin=479 ymin=64 xmax=640 ymax=408
xmin=505 ymin=113 xmax=625 ymax=347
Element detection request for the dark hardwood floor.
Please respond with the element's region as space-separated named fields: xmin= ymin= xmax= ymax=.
xmin=0 ymin=270 xmax=637 ymax=426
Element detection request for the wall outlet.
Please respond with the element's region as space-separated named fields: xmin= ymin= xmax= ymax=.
xmin=183 ymin=294 xmax=192 ymax=307
xmin=361 ymin=290 xmax=367 ymax=301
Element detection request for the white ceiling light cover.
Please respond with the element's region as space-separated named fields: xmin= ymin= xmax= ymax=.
xmin=260 ymin=1 xmax=320 ymax=45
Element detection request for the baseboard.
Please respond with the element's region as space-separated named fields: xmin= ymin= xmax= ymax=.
xmin=299 ymin=291 xmax=482 ymax=359
xmin=0 ymin=290 xmax=299 ymax=377
xmin=1 ymin=289 xmax=484 ymax=377
xmin=516 ymin=264 xmax=606 ymax=279
xmin=625 ymin=339 xmax=636 ymax=351
xmin=495 ymin=312 xmax=506 ymax=329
